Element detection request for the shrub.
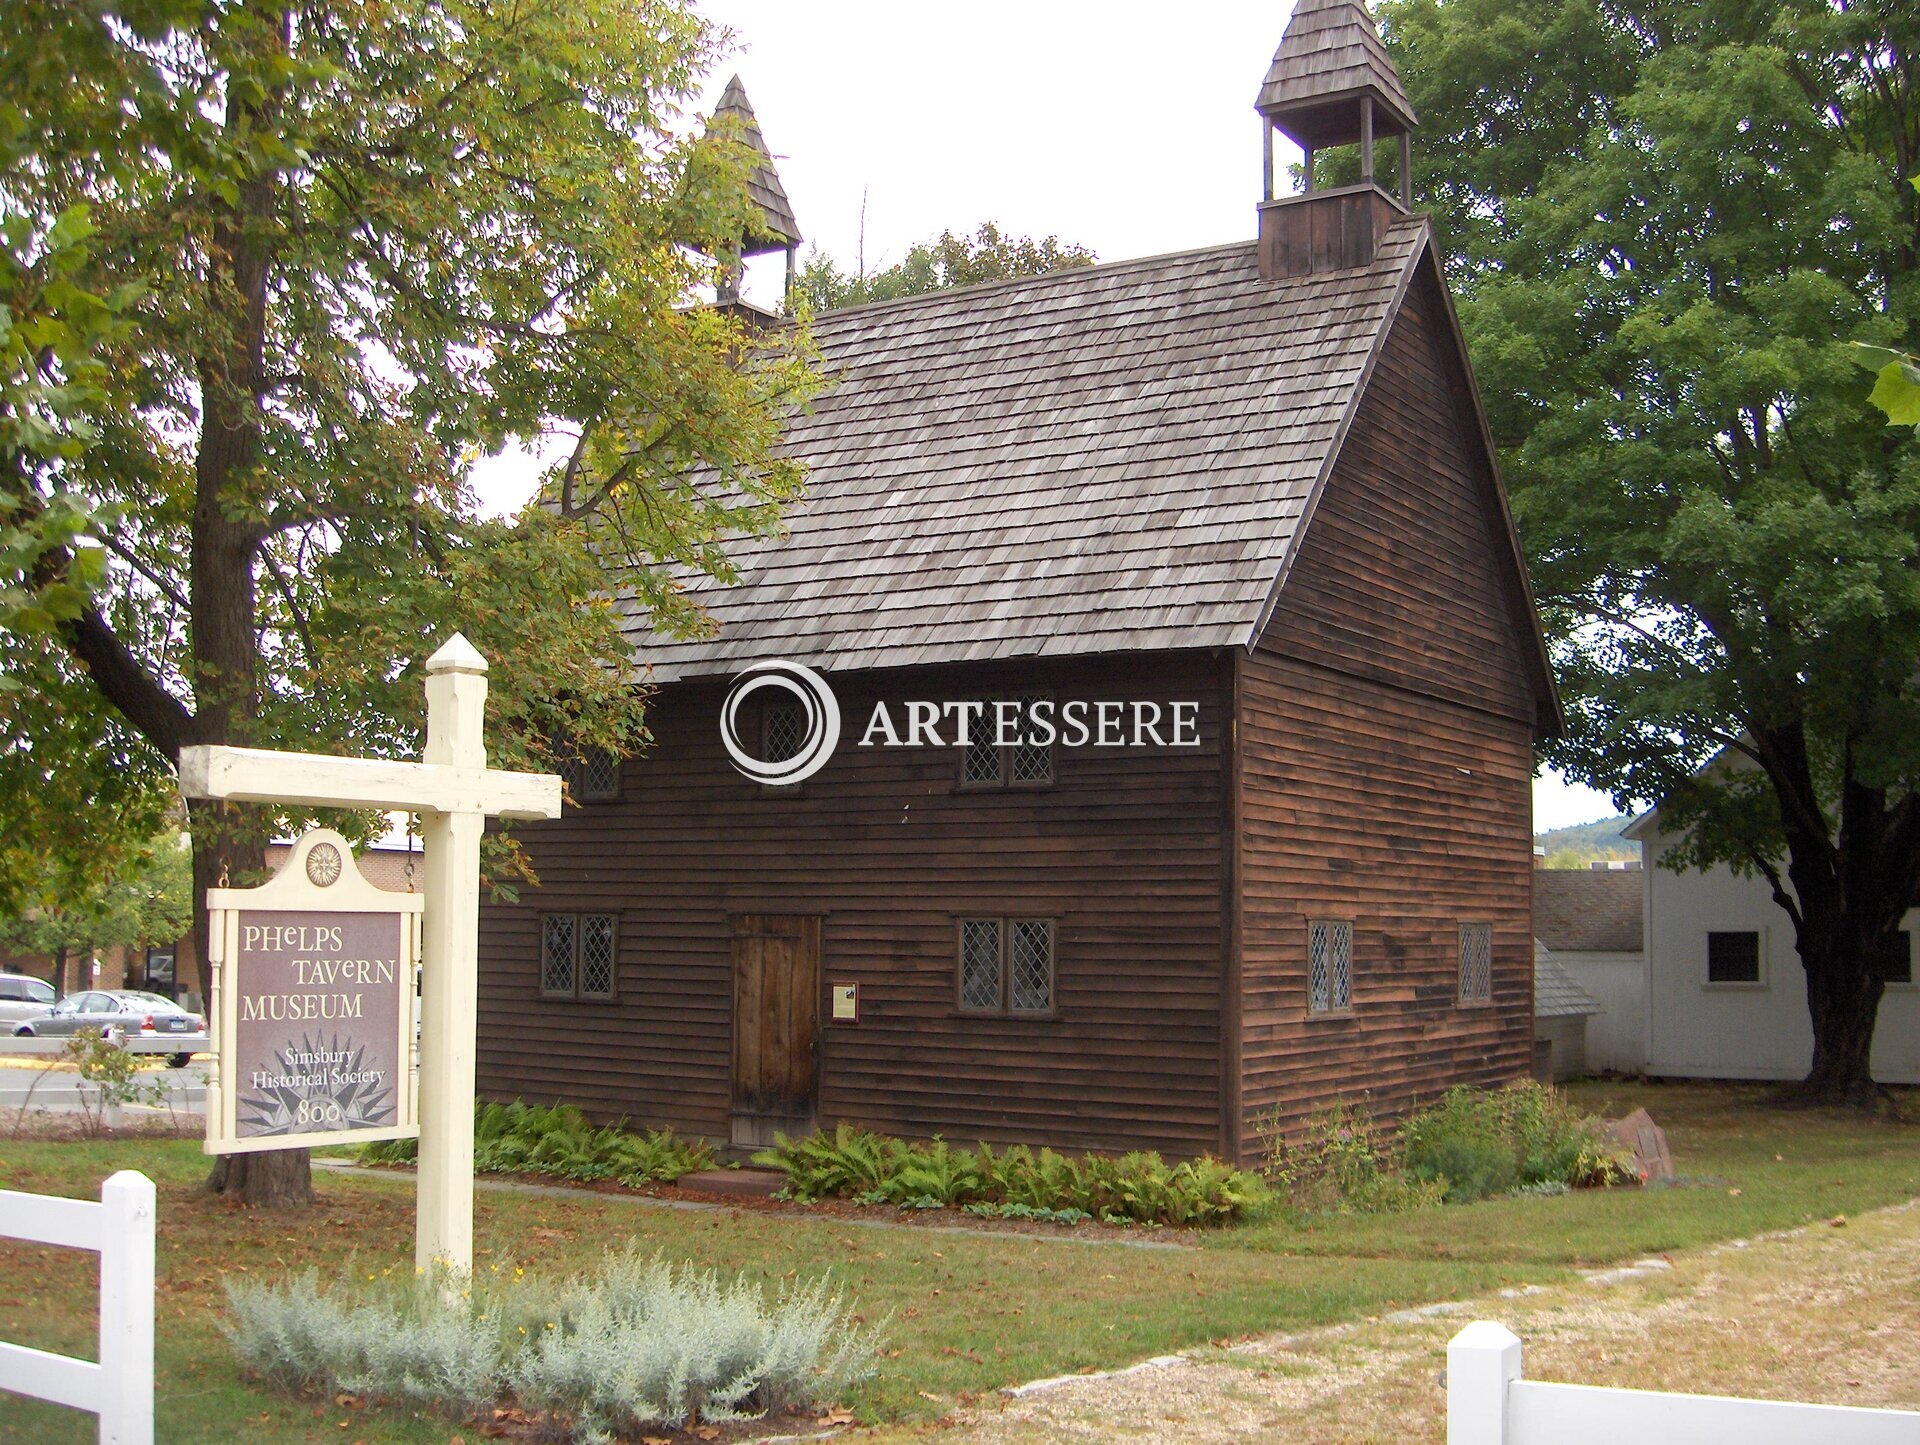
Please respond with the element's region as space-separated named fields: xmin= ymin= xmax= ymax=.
xmin=224 ymin=1266 xmax=504 ymax=1415
xmin=1260 ymin=1100 xmax=1443 ymax=1215
xmin=225 ymin=1250 xmax=880 ymax=1441
xmin=357 ymin=1099 xmax=713 ymax=1188
xmin=754 ymin=1128 xmax=1270 ymax=1226
xmin=508 ymin=1251 xmax=880 ymax=1435
xmin=1399 ymin=1081 xmax=1637 ymax=1203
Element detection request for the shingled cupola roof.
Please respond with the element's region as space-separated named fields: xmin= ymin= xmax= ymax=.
xmin=709 ymin=75 xmax=801 ymax=256
xmin=1255 ymin=0 xmax=1418 ymax=279
xmin=1256 ymin=0 xmax=1417 ymax=149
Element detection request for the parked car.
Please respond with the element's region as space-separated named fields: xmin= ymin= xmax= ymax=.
xmin=13 ymin=989 xmax=206 ymax=1067
xmin=0 ymin=973 xmax=56 ymax=1025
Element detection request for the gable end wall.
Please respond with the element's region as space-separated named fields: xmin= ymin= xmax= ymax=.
xmin=1237 ymin=272 xmax=1538 ymax=1150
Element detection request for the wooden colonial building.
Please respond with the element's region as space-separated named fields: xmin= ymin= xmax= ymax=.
xmin=475 ymin=1 xmax=1560 ymax=1166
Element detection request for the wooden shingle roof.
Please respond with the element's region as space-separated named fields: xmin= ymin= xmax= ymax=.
xmin=1534 ymin=940 xmax=1604 ymax=1019
xmin=1256 ymin=0 xmax=1417 ymax=144
xmin=709 ymin=75 xmax=800 ymax=253
xmin=623 ymin=217 xmax=1436 ymax=682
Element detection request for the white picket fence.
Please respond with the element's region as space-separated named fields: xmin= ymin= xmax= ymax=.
xmin=1449 ymin=1321 xmax=1920 ymax=1445
xmin=0 ymin=1170 xmax=154 ymax=1444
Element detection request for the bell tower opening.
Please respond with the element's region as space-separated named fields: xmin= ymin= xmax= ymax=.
xmin=1254 ymin=0 xmax=1418 ymax=280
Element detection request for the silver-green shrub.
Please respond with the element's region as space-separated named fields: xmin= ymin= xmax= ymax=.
xmin=223 ymin=1266 xmax=503 ymax=1414
xmin=224 ymin=1249 xmax=880 ymax=1440
xmin=508 ymin=1250 xmax=880 ymax=1437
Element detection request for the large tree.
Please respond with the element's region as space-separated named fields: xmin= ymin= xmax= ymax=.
xmin=2 ymin=0 xmax=817 ymax=1202
xmin=1375 ymin=0 xmax=1920 ymax=1103
xmin=797 ymin=222 xmax=1094 ymax=311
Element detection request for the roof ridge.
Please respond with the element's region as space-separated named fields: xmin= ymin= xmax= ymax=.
xmin=805 ymin=238 xmax=1259 ymax=323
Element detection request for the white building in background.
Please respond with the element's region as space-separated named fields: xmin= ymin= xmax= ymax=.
xmin=1532 ymin=866 xmax=1646 ymax=1074
xmin=1623 ymin=811 xmax=1920 ymax=1084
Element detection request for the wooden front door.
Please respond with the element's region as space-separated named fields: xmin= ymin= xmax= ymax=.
xmin=730 ymin=915 xmax=822 ymax=1149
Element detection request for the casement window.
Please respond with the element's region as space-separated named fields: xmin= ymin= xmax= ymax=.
xmin=557 ymin=744 xmax=620 ymax=802
xmin=1308 ymin=919 xmax=1353 ymax=1014
xmin=541 ymin=913 xmax=618 ymax=1001
xmin=1879 ymin=931 xmax=1914 ymax=986
xmin=958 ymin=696 xmax=1054 ymax=789
xmin=1706 ymin=930 xmax=1762 ymax=985
xmin=956 ymin=917 xmax=1055 ymax=1016
xmin=1457 ymin=923 xmax=1493 ymax=1005
xmin=763 ymin=698 xmax=805 ymax=767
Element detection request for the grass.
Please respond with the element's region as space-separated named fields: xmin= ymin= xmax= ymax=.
xmin=0 ymin=1080 xmax=1912 ymax=1441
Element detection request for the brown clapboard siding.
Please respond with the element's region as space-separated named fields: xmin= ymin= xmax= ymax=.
xmin=1235 ymin=277 xmax=1539 ymax=1158
xmin=1260 ymin=272 xmax=1536 ymax=727
xmin=476 ymin=651 xmax=1229 ymax=1158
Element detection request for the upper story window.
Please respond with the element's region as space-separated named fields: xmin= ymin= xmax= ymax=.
xmin=1458 ymin=923 xmax=1492 ymax=1005
xmin=958 ymin=696 xmax=1053 ymax=789
xmin=557 ymin=742 xmax=620 ymax=802
xmin=764 ymin=699 xmax=805 ymax=767
xmin=1308 ymin=919 xmax=1353 ymax=1014
xmin=1706 ymin=930 xmax=1761 ymax=985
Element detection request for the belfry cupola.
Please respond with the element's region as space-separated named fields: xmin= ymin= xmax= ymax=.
xmin=706 ymin=75 xmax=802 ymax=306
xmin=1255 ymin=0 xmax=1417 ymax=280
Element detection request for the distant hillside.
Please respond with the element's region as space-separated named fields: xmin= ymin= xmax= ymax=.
xmin=1534 ymin=814 xmax=1640 ymax=869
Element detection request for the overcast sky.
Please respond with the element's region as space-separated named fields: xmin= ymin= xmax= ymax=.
xmin=471 ymin=0 xmax=1623 ymax=834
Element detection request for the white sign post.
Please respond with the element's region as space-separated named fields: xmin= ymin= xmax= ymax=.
xmin=181 ymin=634 xmax=561 ymax=1273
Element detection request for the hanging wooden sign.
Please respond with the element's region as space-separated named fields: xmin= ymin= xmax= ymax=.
xmin=204 ymin=829 xmax=423 ymax=1155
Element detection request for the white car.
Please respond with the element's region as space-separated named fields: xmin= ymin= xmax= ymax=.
xmin=0 ymin=974 xmax=56 ymax=1025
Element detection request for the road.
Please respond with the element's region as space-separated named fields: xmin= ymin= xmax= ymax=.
xmin=0 ymin=1063 xmax=207 ymax=1117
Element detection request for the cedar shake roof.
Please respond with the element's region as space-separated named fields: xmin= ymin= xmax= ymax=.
xmin=1533 ymin=870 xmax=1645 ymax=954
xmin=1256 ymin=0 xmax=1417 ymax=144
xmin=621 ymin=218 xmax=1439 ymax=682
xmin=1534 ymin=939 xmax=1604 ymax=1018
xmin=710 ymin=75 xmax=800 ymax=253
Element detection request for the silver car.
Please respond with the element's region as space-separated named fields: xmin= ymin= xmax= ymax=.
xmin=15 ymin=989 xmax=207 ymax=1067
xmin=0 ymin=973 xmax=55 ymax=1025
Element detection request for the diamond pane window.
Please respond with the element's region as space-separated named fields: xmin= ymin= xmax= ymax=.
xmin=959 ymin=920 xmax=1003 ymax=1011
xmin=1009 ymin=696 xmax=1053 ymax=784
xmin=541 ymin=915 xmax=576 ymax=996
xmin=580 ymin=915 xmax=617 ymax=998
xmin=764 ymin=701 xmax=804 ymax=765
xmin=1009 ymin=920 xmax=1054 ymax=1013
xmin=1458 ymin=924 xmax=1492 ymax=1004
xmin=543 ymin=912 xmax=618 ymax=1001
xmin=961 ymin=706 xmax=1002 ymax=787
xmin=1308 ymin=920 xmax=1352 ymax=1014
xmin=557 ymin=742 xmax=620 ymax=801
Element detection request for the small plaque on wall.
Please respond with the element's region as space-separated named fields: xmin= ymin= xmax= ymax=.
xmin=830 ymin=982 xmax=859 ymax=1023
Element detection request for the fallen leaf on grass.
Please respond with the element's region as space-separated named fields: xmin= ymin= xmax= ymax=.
xmin=1831 ymin=1214 xmax=1848 ymax=1227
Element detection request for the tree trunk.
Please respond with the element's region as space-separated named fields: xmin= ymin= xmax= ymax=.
xmin=206 ymin=1147 xmax=314 ymax=1208
xmin=197 ymin=5 xmax=307 ymax=1204
xmin=1796 ymin=936 xmax=1888 ymax=1108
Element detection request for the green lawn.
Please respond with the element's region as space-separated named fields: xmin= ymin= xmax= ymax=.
xmin=0 ymin=1080 xmax=1913 ymax=1442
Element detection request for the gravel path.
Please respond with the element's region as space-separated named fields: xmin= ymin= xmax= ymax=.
xmin=876 ymin=1198 xmax=1920 ymax=1442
